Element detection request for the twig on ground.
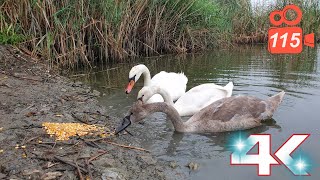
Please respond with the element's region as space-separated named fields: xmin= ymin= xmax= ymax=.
xmin=0 ymin=83 xmax=12 ymax=88
xmin=7 ymin=124 xmax=42 ymax=130
xmin=88 ymin=150 xmax=108 ymax=162
xmin=82 ymin=137 xmax=105 ymax=142
xmin=85 ymin=158 xmax=93 ymax=180
xmin=22 ymin=135 xmax=40 ymax=145
xmin=104 ymin=141 xmax=150 ymax=153
xmin=54 ymin=156 xmax=87 ymax=173
xmin=75 ymin=161 xmax=84 ymax=180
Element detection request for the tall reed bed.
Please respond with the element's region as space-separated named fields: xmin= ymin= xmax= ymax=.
xmin=0 ymin=0 xmax=220 ymax=67
xmin=0 ymin=0 xmax=319 ymax=67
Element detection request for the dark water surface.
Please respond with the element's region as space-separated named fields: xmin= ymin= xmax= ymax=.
xmin=74 ymin=45 xmax=320 ymax=179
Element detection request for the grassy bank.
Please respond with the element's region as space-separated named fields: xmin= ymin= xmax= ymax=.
xmin=0 ymin=0 xmax=319 ymax=67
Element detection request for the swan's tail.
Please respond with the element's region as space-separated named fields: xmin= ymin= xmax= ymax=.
xmin=266 ymin=91 xmax=285 ymax=114
xmin=224 ymin=82 xmax=234 ymax=97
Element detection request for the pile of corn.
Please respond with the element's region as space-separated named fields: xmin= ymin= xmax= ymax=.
xmin=42 ymin=122 xmax=108 ymax=141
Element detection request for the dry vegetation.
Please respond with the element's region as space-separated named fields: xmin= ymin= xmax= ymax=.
xmin=0 ymin=0 xmax=319 ymax=67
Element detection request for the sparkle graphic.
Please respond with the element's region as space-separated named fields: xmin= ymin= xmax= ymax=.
xmin=228 ymin=132 xmax=252 ymax=154
xmin=296 ymin=160 xmax=305 ymax=170
xmin=229 ymin=132 xmax=249 ymax=164
xmin=236 ymin=140 xmax=245 ymax=151
xmin=287 ymin=154 xmax=312 ymax=176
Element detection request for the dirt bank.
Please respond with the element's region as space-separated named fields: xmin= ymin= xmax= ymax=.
xmin=0 ymin=45 xmax=180 ymax=179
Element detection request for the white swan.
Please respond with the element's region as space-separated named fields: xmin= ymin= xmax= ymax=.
xmin=125 ymin=64 xmax=188 ymax=103
xmin=137 ymin=82 xmax=234 ymax=116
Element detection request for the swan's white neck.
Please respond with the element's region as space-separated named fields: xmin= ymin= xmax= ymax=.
xmin=139 ymin=65 xmax=152 ymax=86
xmin=154 ymin=87 xmax=175 ymax=106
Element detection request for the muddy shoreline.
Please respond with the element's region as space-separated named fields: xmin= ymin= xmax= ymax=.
xmin=0 ymin=45 xmax=181 ymax=179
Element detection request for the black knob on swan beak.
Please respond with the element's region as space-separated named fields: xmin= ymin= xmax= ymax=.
xmin=115 ymin=115 xmax=131 ymax=135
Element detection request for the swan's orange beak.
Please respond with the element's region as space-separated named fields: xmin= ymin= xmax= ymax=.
xmin=125 ymin=80 xmax=135 ymax=94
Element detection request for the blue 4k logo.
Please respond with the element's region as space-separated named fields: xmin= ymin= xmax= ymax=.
xmin=230 ymin=134 xmax=311 ymax=176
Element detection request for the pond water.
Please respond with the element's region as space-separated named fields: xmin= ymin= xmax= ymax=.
xmin=75 ymin=45 xmax=320 ymax=179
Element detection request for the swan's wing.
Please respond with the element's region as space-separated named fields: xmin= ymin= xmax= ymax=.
xmin=186 ymin=82 xmax=233 ymax=96
xmin=189 ymin=95 xmax=268 ymax=123
xmin=146 ymin=94 xmax=164 ymax=103
xmin=151 ymin=71 xmax=188 ymax=101
xmin=174 ymin=83 xmax=229 ymax=116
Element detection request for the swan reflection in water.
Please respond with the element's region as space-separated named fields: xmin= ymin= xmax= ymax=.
xmin=162 ymin=118 xmax=280 ymax=157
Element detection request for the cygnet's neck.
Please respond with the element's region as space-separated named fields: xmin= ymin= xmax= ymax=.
xmin=145 ymin=102 xmax=185 ymax=131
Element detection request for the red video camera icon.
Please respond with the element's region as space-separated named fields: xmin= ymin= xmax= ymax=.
xmin=268 ymin=5 xmax=314 ymax=54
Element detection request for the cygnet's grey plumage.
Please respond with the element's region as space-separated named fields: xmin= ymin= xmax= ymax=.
xmin=119 ymin=91 xmax=285 ymax=133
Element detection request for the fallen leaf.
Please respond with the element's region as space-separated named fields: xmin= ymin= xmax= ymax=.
xmin=22 ymin=169 xmax=41 ymax=176
xmin=25 ymin=111 xmax=37 ymax=117
xmin=0 ymin=76 xmax=8 ymax=81
xmin=46 ymin=162 xmax=58 ymax=168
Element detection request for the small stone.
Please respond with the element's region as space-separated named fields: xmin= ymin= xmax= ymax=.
xmin=0 ymin=173 xmax=6 ymax=179
xmin=169 ymin=161 xmax=178 ymax=169
xmin=187 ymin=162 xmax=199 ymax=171
xmin=61 ymin=88 xmax=67 ymax=92
xmin=101 ymin=169 xmax=124 ymax=180
xmin=13 ymin=72 xmax=27 ymax=77
xmin=91 ymin=157 xmax=115 ymax=168
xmin=14 ymin=108 xmax=22 ymax=114
xmin=40 ymin=106 xmax=51 ymax=114
xmin=92 ymin=90 xmax=100 ymax=97
xmin=79 ymin=150 xmax=91 ymax=159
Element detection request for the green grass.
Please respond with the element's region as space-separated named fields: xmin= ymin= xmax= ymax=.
xmin=0 ymin=13 xmax=25 ymax=44
xmin=0 ymin=31 xmax=25 ymax=45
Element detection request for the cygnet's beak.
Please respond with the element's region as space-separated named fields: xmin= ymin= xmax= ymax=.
xmin=115 ymin=115 xmax=131 ymax=134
